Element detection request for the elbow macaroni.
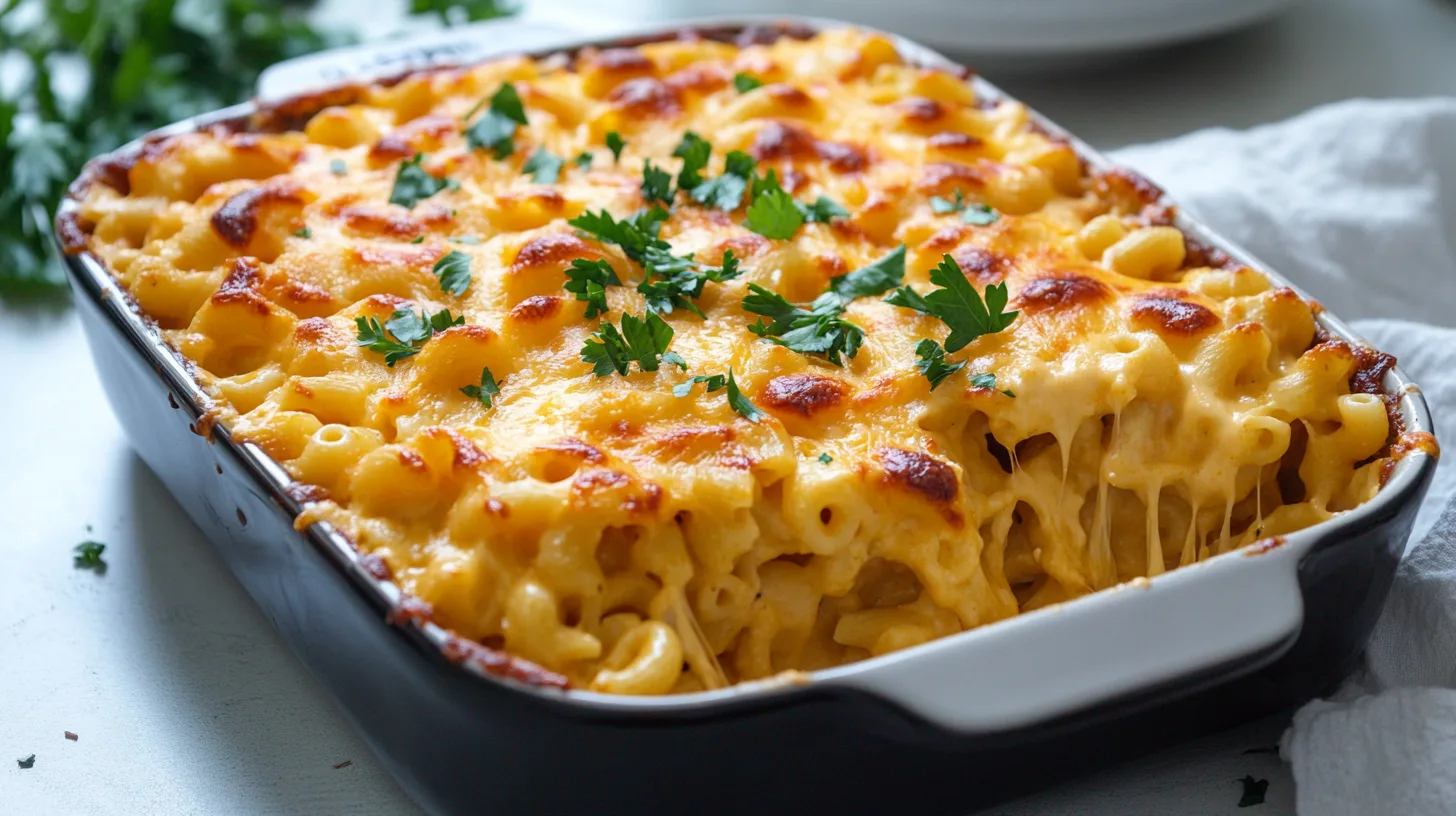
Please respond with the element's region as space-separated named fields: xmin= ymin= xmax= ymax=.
xmin=70 ymin=28 xmax=1428 ymax=694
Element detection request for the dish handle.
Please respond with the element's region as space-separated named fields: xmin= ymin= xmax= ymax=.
xmin=825 ymin=542 xmax=1305 ymax=733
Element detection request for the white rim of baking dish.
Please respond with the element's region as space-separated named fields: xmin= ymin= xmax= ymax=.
xmin=56 ymin=14 xmax=1439 ymax=733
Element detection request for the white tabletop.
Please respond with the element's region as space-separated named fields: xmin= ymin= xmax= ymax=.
xmin=5 ymin=0 xmax=1455 ymax=812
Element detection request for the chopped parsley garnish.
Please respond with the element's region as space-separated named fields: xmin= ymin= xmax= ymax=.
xmin=725 ymin=370 xmax=767 ymax=423
xmin=389 ymin=154 xmax=454 ymax=209
xmin=930 ymin=189 xmax=965 ymax=214
xmin=673 ymin=373 xmax=726 ymax=398
xmin=522 ymin=147 xmax=565 ymax=184
xmin=928 ymin=188 xmax=1001 ymax=225
xmin=638 ymin=250 xmax=740 ymax=317
xmin=733 ymin=72 xmax=763 ymax=93
xmin=963 ymin=203 xmax=1000 ymax=225
xmin=745 ymin=186 xmax=804 ymax=240
xmin=1237 ymin=776 xmax=1269 ymax=808
xmin=743 ymin=284 xmax=864 ymax=366
xmin=73 ymin=541 xmax=106 ymax=570
xmin=410 ymin=236 xmax=425 ymax=244
xmin=432 ymin=250 xmax=472 ymax=296
xmin=581 ymin=312 xmax=686 ymax=377
xmin=827 ymin=244 xmax=906 ymax=303
xmin=563 ymin=259 xmax=621 ymax=318
xmin=329 ymin=159 xmax=347 ymax=176
xmin=818 ymin=452 xmax=833 ymax=464
xmin=292 ymin=227 xmax=310 ymax=239
xmin=355 ymin=307 xmax=464 ymax=366
xmin=465 ymin=83 xmax=528 ymax=158
xmin=460 ymin=367 xmax=501 ymax=408
xmin=914 ymin=338 xmax=964 ymax=390
xmin=799 ymin=195 xmax=849 ymax=223
xmin=605 ymin=131 xmax=626 ymax=163
xmin=17 ymin=754 xmax=35 ymax=769
xmin=885 ymin=253 xmax=1018 ymax=352
xmin=641 ymin=159 xmax=675 ymax=206
xmin=674 ymin=369 xmax=764 ymax=422
xmin=968 ymin=372 xmax=1014 ymax=397
xmin=569 ymin=207 xmax=667 ymax=264
xmin=690 ymin=150 xmax=756 ymax=211
xmin=743 ymin=168 xmax=846 ymax=237
xmin=672 ymin=131 xmax=712 ymax=191
xmin=573 ymin=152 xmax=594 ymax=169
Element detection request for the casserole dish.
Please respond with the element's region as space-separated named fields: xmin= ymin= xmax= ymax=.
xmin=54 ymin=16 xmax=1437 ymax=815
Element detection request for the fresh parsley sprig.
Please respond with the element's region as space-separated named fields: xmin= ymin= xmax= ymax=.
xmin=461 ymin=367 xmax=501 ymax=407
xmin=743 ymin=285 xmax=865 ymax=367
xmin=637 ymin=249 xmax=740 ymax=317
xmin=355 ymin=307 xmax=464 ymax=366
xmin=641 ymin=159 xmax=675 ymax=206
xmin=929 ymin=188 xmax=1001 ymax=225
xmin=390 ymin=154 xmax=457 ymax=209
xmin=690 ymin=150 xmax=757 ymax=211
xmin=582 ymin=312 xmax=687 ymax=377
xmin=432 ymin=250 xmax=472 ymax=296
xmin=827 ymin=245 xmax=906 ymax=304
xmin=465 ymin=83 xmax=528 ymax=158
xmin=885 ymin=253 xmax=1018 ymax=352
xmin=743 ymin=168 xmax=848 ymax=239
xmin=73 ymin=541 xmax=107 ymax=571
xmin=605 ymin=131 xmax=626 ymax=163
xmin=672 ymin=131 xmax=712 ymax=191
xmin=733 ymin=73 xmax=763 ymax=93
xmin=675 ymin=370 xmax=765 ymax=422
xmin=522 ymin=147 xmax=564 ymax=184
xmin=969 ymin=372 xmax=1015 ymax=397
xmin=563 ymin=259 xmax=621 ymax=318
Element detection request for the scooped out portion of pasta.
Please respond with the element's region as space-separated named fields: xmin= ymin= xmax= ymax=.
xmin=69 ymin=26 xmax=1431 ymax=694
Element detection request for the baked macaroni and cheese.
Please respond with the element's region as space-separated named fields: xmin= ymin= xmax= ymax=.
xmin=66 ymin=27 xmax=1427 ymax=695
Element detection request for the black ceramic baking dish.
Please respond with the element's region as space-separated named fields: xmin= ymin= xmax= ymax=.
xmin=54 ymin=16 xmax=1439 ymax=816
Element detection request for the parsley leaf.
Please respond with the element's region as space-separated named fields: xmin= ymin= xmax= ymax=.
xmin=569 ymin=207 xmax=667 ymax=264
xmin=930 ymin=189 xmax=964 ymax=214
xmin=818 ymin=452 xmax=833 ymax=464
xmin=828 ymin=245 xmax=906 ymax=303
xmin=641 ymin=159 xmax=675 ymax=206
xmin=963 ymin=203 xmax=1000 ymax=226
xmin=673 ymin=374 xmax=726 ymax=398
xmin=563 ymin=259 xmax=621 ymax=318
xmin=465 ymin=83 xmax=528 ymax=158
xmin=390 ymin=154 xmax=454 ymax=209
xmin=1237 ymin=776 xmax=1269 ymax=808
xmin=355 ymin=307 xmax=463 ymax=365
xmin=690 ymin=150 xmax=756 ymax=211
xmin=605 ymin=131 xmax=626 ymax=162
xmin=797 ymin=195 xmax=849 ymax=223
xmin=522 ymin=147 xmax=564 ymax=184
xmin=914 ymin=339 xmax=965 ymax=390
xmin=73 ymin=541 xmax=107 ymax=571
xmin=968 ymin=372 xmax=1014 ymax=397
xmin=672 ymin=131 xmax=712 ymax=192
xmin=293 ymin=227 xmax=311 ymax=239
xmin=17 ymin=755 xmax=35 ymax=770
xmin=573 ymin=151 xmax=594 ymax=169
xmin=638 ymin=249 xmax=741 ymax=318
xmin=725 ymin=370 xmax=767 ymax=423
xmin=745 ymin=187 xmax=804 ymax=240
xmin=581 ymin=312 xmax=685 ymax=376
xmin=432 ymin=250 xmax=472 ymax=296
xmin=743 ymin=284 xmax=864 ymax=366
xmin=733 ymin=73 xmax=763 ymax=92
xmin=885 ymin=253 xmax=1019 ymax=353
xmin=460 ymin=367 xmax=501 ymax=407
xmin=329 ymin=159 xmax=348 ymax=176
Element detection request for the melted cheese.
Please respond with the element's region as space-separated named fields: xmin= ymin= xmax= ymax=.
xmin=73 ymin=28 xmax=1412 ymax=694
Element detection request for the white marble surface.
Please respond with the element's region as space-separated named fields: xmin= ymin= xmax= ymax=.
xmin=5 ymin=0 xmax=1455 ymax=812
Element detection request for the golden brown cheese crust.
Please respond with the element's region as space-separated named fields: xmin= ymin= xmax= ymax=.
xmin=71 ymin=27 xmax=1429 ymax=695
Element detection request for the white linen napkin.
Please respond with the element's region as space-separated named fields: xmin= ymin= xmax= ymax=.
xmin=1112 ymin=97 xmax=1456 ymax=816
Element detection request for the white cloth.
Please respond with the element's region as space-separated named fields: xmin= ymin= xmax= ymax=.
xmin=1111 ymin=97 xmax=1456 ymax=816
